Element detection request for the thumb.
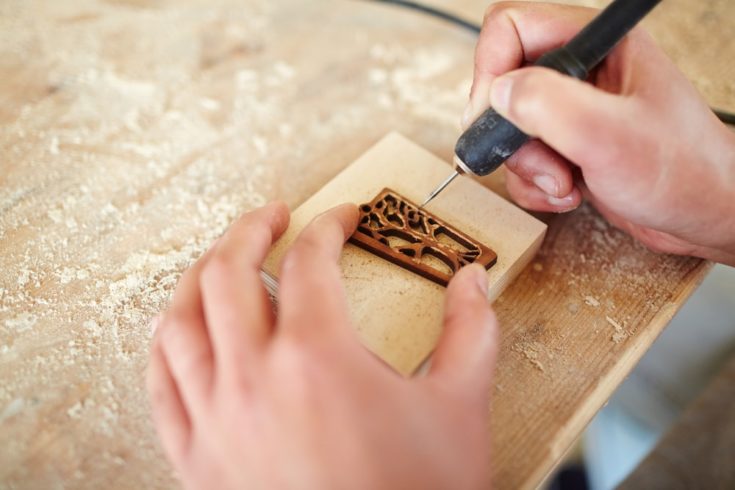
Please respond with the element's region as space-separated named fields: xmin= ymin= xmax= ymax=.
xmin=428 ymin=264 xmax=498 ymax=397
xmin=489 ymin=67 xmax=631 ymax=169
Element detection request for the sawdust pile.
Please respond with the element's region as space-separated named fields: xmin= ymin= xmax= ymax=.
xmin=0 ymin=0 xmax=476 ymax=487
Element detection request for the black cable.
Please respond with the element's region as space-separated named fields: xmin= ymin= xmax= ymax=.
xmin=365 ymin=0 xmax=481 ymax=34
xmin=714 ymin=109 xmax=735 ymax=126
xmin=366 ymin=0 xmax=735 ymax=126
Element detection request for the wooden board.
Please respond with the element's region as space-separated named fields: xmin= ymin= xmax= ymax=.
xmin=0 ymin=1 xmax=729 ymax=489
xmin=262 ymin=132 xmax=546 ymax=375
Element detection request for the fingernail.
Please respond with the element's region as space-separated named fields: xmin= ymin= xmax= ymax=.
xmin=490 ymin=75 xmax=514 ymax=114
xmin=533 ymin=175 xmax=558 ymax=196
xmin=547 ymin=193 xmax=577 ymax=208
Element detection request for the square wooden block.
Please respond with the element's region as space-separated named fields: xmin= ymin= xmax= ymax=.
xmin=263 ymin=133 xmax=546 ymax=375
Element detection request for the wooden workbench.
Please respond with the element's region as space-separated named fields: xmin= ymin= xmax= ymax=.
xmin=1 ymin=0 xmax=732 ymax=488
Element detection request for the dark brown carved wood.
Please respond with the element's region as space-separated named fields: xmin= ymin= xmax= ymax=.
xmin=349 ymin=188 xmax=497 ymax=286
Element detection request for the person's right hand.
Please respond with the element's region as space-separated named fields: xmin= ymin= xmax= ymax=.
xmin=464 ymin=2 xmax=735 ymax=265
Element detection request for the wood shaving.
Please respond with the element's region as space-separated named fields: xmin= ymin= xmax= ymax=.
xmin=606 ymin=316 xmax=628 ymax=343
xmin=584 ymin=295 xmax=600 ymax=307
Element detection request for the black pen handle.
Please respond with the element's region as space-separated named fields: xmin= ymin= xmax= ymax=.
xmin=454 ymin=0 xmax=662 ymax=177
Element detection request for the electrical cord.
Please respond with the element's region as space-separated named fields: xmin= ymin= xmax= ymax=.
xmin=367 ymin=0 xmax=735 ymax=126
xmin=714 ymin=109 xmax=735 ymax=126
xmin=367 ymin=0 xmax=481 ymax=33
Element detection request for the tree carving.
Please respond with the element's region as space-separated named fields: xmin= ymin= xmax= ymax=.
xmin=349 ymin=188 xmax=497 ymax=286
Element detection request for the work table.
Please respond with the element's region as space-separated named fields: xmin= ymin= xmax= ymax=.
xmin=1 ymin=0 xmax=732 ymax=488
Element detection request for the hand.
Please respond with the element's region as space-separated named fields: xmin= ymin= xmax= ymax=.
xmin=465 ymin=2 xmax=735 ymax=265
xmin=147 ymin=202 xmax=498 ymax=490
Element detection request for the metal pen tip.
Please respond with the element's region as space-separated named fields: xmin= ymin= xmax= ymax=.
xmin=419 ymin=170 xmax=460 ymax=208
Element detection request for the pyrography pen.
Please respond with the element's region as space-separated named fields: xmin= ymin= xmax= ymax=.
xmin=420 ymin=0 xmax=663 ymax=207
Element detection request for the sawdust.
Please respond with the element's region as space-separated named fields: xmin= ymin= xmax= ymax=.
xmin=584 ymin=295 xmax=600 ymax=307
xmin=367 ymin=43 xmax=470 ymax=127
xmin=0 ymin=0 xmax=483 ymax=486
xmin=511 ymin=330 xmax=554 ymax=374
xmin=0 ymin=0 xmax=291 ymax=486
xmin=606 ymin=316 xmax=628 ymax=343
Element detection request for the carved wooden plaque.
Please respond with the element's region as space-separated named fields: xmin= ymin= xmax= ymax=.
xmin=349 ymin=188 xmax=497 ymax=286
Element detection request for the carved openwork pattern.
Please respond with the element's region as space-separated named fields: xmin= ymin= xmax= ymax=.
xmin=349 ymin=188 xmax=497 ymax=286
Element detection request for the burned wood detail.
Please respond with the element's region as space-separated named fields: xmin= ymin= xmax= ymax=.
xmin=349 ymin=188 xmax=497 ymax=286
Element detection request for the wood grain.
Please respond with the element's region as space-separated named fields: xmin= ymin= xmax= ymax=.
xmin=0 ymin=0 xmax=729 ymax=488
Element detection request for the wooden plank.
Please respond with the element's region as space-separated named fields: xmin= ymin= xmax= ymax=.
xmin=487 ymin=214 xmax=710 ymax=489
xmin=262 ymin=133 xmax=546 ymax=375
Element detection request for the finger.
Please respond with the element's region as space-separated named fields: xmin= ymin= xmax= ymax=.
xmin=428 ymin=264 xmax=498 ymax=399
xmin=506 ymin=169 xmax=582 ymax=213
xmin=489 ymin=67 xmax=633 ymax=171
xmin=505 ymin=170 xmax=583 ymax=212
xmin=465 ymin=2 xmax=597 ymax=127
xmin=147 ymin=337 xmax=191 ymax=464
xmin=158 ymin=309 xmax=216 ymax=418
xmin=504 ymin=139 xmax=575 ymax=198
xmin=157 ymin=242 xmax=221 ymax=416
xmin=277 ymin=203 xmax=359 ymax=342
xmin=200 ymin=201 xmax=290 ymax=375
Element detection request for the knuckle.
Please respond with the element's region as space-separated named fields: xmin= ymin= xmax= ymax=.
xmin=234 ymin=217 xmax=272 ymax=245
xmin=505 ymin=72 xmax=553 ymax=135
xmin=159 ymin=331 xmax=212 ymax=379
xmin=295 ymin=228 xmax=327 ymax=254
xmin=280 ymin=247 xmax=303 ymax=277
xmin=506 ymin=73 xmax=537 ymax=116
xmin=158 ymin=310 xmax=186 ymax=336
xmin=200 ymin=253 xmax=233 ymax=286
xmin=177 ymin=348 xmax=213 ymax=379
xmin=281 ymin=238 xmax=325 ymax=276
xmin=442 ymin=307 xmax=465 ymax=329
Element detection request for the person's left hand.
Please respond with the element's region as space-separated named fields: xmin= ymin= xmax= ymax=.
xmin=147 ymin=201 xmax=498 ymax=490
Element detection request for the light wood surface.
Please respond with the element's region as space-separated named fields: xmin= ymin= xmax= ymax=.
xmin=263 ymin=132 xmax=547 ymax=375
xmin=0 ymin=0 xmax=731 ymax=488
